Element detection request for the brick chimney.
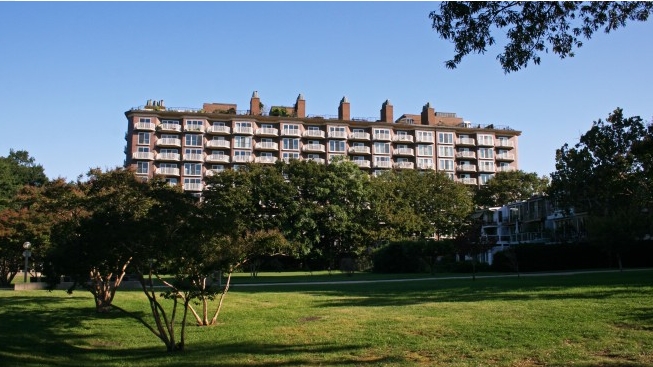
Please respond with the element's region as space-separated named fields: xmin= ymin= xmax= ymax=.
xmin=380 ymin=99 xmax=393 ymax=123
xmin=295 ymin=94 xmax=306 ymax=118
xmin=338 ymin=96 xmax=350 ymax=121
xmin=421 ymin=102 xmax=436 ymax=125
xmin=250 ymin=91 xmax=261 ymax=115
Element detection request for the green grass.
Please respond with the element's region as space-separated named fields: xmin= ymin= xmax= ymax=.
xmin=1 ymin=270 xmax=652 ymax=366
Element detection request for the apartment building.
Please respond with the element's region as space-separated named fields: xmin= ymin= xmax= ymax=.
xmin=124 ymin=91 xmax=521 ymax=192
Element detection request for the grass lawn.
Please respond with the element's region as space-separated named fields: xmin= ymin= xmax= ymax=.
xmin=1 ymin=269 xmax=652 ymax=366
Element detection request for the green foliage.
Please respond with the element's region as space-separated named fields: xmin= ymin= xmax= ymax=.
xmin=0 ymin=149 xmax=48 ymax=210
xmin=269 ymin=107 xmax=290 ymax=117
xmin=372 ymin=239 xmax=454 ymax=273
xmin=474 ymin=170 xmax=549 ymax=207
xmin=430 ymin=2 xmax=653 ymax=72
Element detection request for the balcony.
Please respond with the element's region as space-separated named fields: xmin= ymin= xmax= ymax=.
xmin=496 ymin=153 xmax=515 ymax=161
xmin=205 ymin=168 xmax=224 ymax=177
xmin=456 ymin=151 xmax=476 ymax=159
xmin=393 ymin=147 xmax=414 ymax=156
xmin=477 ymin=139 xmax=494 ymax=147
xmin=456 ymin=138 xmax=476 ymax=146
xmin=394 ymin=161 xmax=415 ymax=169
xmin=158 ymin=123 xmax=181 ymax=133
xmin=373 ymin=133 xmax=392 ymax=141
xmin=183 ymin=183 xmax=203 ymax=191
xmin=478 ymin=165 xmax=496 ymax=173
xmin=184 ymin=125 xmax=205 ymax=133
xmin=305 ymin=157 xmax=326 ymax=164
xmin=349 ymin=146 xmax=371 ymax=154
xmin=132 ymin=152 xmax=154 ymax=160
xmin=352 ymin=160 xmax=371 ymax=168
xmin=206 ymin=140 xmax=230 ymax=149
xmin=155 ymin=167 xmax=180 ymax=176
xmin=281 ymin=129 xmax=301 ymax=137
xmin=349 ymin=132 xmax=370 ymax=140
xmin=156 ymin=138 xmax=181 ymax=147
xmin=496 ymin=140 xmax=514 ymax=148
xmin=233 ymin=126 xmax=254 ymax=135
xmin=328 ymin=131 xmax=347 ymax=139
xmin=393 ymin=135 xmax=414 ymax=143
xmin=457 ymin=177 xmax=478 ymax=185
xmin=303 ymin=143 xmax=326 ymax=153
xmin=205 ymin=154 xmax=230 ymax=163
xmin=183 ymin=153 xmax=204 ymax=162
xmin=457 ymin=165 xmax=477 ymax=172
xmin=255 ymin=142 xmax=279 ymax=151
xmin=417 ymin=162 xmax=434 ymax=170
xmin=497 ymin=166 xmax=516 ymax=172
xmin=232 ymin=155 xmax=253 ymax=163
xmin=255 ymin=128 xmax=279 ymax=136
xmin=415 ymin=136 xmax=434 ymax=143
xmin=135 ymin=122 xmax=155 ymax=131
xmin=255 ymin=156 xmax=278 ymax=164
xmin=207 ymin=125 xmax=231 ymax=134
xmin=373 ymin=160 xmax=392 ymax=168
xmin=156 ymin=152 xmax=180 ymax=161
xmin=303 ymin=130 xmax=325 ymax=139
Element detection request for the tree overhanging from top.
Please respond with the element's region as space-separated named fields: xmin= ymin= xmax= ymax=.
xmin=430 ymin=1 xmax=653 ymax=73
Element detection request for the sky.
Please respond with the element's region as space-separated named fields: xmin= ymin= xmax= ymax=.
xmin=1 ymin=2 xmax=652 ymax=181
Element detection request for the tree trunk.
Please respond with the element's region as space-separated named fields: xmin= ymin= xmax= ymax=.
xmin=210 ymin=271 xmax=232 ymax=325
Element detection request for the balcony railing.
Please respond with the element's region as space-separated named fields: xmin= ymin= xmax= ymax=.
xmin=415 ymin=136 xmax=434 ymax=143
xmin=373 ymin=133 xmax=392 ymax=141
xmin=352 ymin=160 xmax=371 ymax=168
xmin=303 ymin=144 xmax=326 ymax=152
xmin=255 ymin=156 xmax=278 ymax=164
xmin=206 ymin=140 xmax=230 ymax=149
xmin=393 ymin=148 xmax=414 ymax=156
xmin=496 ymin=140 xmax=514 ymax=148
xmin=158 ymin=123 xmax=181 ymax=132
xmin=478 ymin=165 xmax=496 ymax=173
xmin=205 ymin=155 xmax=230 ymax=163
xmin=156 ymin=152 xmax=180 ymax=161
xmin=281 ymin=129 xmax=301 ymax=137
xmin=349 ymin=132 xmax=370 ymax=140
xmin=255 ymin=128 xmax=279 ymax=136
xmin=184 ymin=125 xmax=205 ymax=133
xmin=349 ymin=146 xmax=371 ymax=154
xmin=156 ymin=138 xmax=181 ymax=147
xmin=132 ymin=152 xmax=154 ymax=160
xmin=303 ymin=130 xmax=325 ymax=138
xmin=135 ymin=122 xmax=156 ymax=131
xmin=477 ymin=139 xmax=494 ymax=147
xmin=232 ymin=155 xmax=253 ymax=163
xmin=457 ymin=177 xmax=478 ymax=185
xmin=205 ymin=168 xmax=224 ymax=176
xmin=255 ymin=142 xmax=279 ymax=150
xmin=155 ymin=167 xmax=180 ymax=176
xmin=206 ymin=125 xmax=230 ymax=134
xmin=183 ymin=153 xmax=204 ymax=162
xmin=394 ymin=161 xmax=415 ymax=169
xmin=417 ymin=163 xmax=434 ymax=170
xmin=456 ymin=151 xmax=476 ymax=159
xmin=393 ymin=135 xmax=414 ymax=143
xmin=373 ymin=160 xmax=392 ymax=168
xmin=183 ymin=183 xmax=203 ymax=191
xmin=496 ymin=153 xmax=515 ymax=161
xmin=457 ymin=165 xmax=477 ymax=172
xmin=456 ymin=138 xmax=476 ymax=146
xmin=496 ymin=166 xmax=516 ymax=172
xmin=305 ymin=157 xmax=326 ymax=164
xmin=328 ymin=131 xmax=348 ymax=139
xmin=233 ymin=126 xmax=254 ymax=135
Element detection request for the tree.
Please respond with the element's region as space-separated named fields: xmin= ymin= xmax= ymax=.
xmin=550 ymin=108 xmax=652 ymax=269
xmin=0 ymin=150 xmax=48 ymax=210
xmin=474 ymin=170 xmax=549 ymax=207
xmin=430 ymin=2 xmax=653 ymax=73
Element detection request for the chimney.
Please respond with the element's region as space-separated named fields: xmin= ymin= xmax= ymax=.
xmin=421 ymin=102 xmax=436 ymax=125
xmin=380 ymin=99 xmax=393 ymax=123
xmin=295 ymin=94 xmax=306 ymax=118
xmin=338 ymin=96 xmax=350 ymax=121
xmin=250 ymin=91 xmax=261 ymax=115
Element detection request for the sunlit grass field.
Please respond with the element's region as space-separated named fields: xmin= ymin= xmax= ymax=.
xmin=1 ymin=270 xmax=652 ymax=366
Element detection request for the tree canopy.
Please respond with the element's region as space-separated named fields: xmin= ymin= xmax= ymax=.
xmin=475 ymin=170 xmax=549 ymax=207
xmin=0 ymin=150 xmax=48 ymax=209
xmin=430 ymin=2 xmax=653 ymax=73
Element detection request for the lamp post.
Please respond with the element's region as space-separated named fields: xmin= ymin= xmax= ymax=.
xmin=22 ymin=242 xmax=32 ymax=283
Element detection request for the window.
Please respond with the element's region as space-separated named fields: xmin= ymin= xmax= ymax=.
xmin=329 ymin=126 xmax=347 ymax=138
xmin=235 ymin=121 xmax=252 ymax=129
xmin=184 ymin=148 xmax=202 ymax=155
xmin=438 ymin=146 xmax=454 ymax=157
xmin=139 ymin=118 xmax=151 ymax=123
xmin=161 ymin=134 xmax=178 ymax=140
xmin=417 ymin=145 xmax=433 ymax=156
xmin=282 ymin=152 xmax=300 ymax=162
xmin=211 ymin=165 xmax=225 ymax=172
xmin=165 ymin=178 xmax=178 ymax=185
xmin=184 ymin=163 xmax=202 ymax=176
xmin=282 ymin=138 xmax=299 ymax=150
xmin=373 ymin=128 xmax=391 ymax=140
xmin=478 ymin=148 xmax=494 ymax=159
xmin=234 ymin=150 xmax=250 ymax=161
xmin=136 ymin=161 xmax=149 ymax=174
xmin=374 ymin=156 xmax=391 ymax=167
xmin=416 ymin=131 xmax=434 ymax=143
xmin=211 ymin=150 xmax=225 ymax=156
xmin=160 ymin=163 xmax=177 ymax=169
xmin=184 ymin=177 xmax=201 ymax=185
xmin=137 ymin=146 xmax=150 ymax=153
xmin=185 ymin=120 xmax=204 ymax=131
xmin=234 ymin=136 xmax=252 ymax=149
xmin=478 ymin=134 xmax=494 ymax=146
xmin=479 ymin=173 xmax=494 ymax=185
xmin=373 ymin=142 xmax=390 ymax=154
xmin=439 ymin=159 xmax=455 ymax=171
xmin=282 ymin=124 xmax=300 ymax=135
xmin=438 ymin=132 xmax=453 ymax=144
xmin=185 ymin=134 xmax=202 ymax=147
xmin=479 ymin=160 xmax=495 ymax=172
xmin=160 ymin=148 xmax=178 ymax=154
xmin=138 ymin=132 xmax=150 ymax=145
xmin=162 ymin=119 xmax=179 ymax=125
xmin=417 ymin=158 xmax=434 ymax=169
xmin=329 ymin=140 xmax=345 ymax=152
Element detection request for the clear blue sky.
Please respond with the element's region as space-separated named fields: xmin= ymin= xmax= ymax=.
xmin=2 ymin=2 xmax=652 ymax=181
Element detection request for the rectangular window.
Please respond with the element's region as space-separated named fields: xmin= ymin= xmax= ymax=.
xmin=373 ymin=128 xmax=391 ymax=140
xmin=417 ymin=145 xmax=433 ymax=156
xmin=438 ymin=132 xmax=453 ymax=144
xmin=137 ymin=146 xmax=150 ymax=153
xmin=138 ymin=132 xmax=150 ymax=145
xmin=165 ymin=178 xmax=178 ymax=185
xmin=373 ymin=142 xmax=390 ymax=154
xmin=329 ymin=126 xmax=347 ymax=138
xmin=282 ymin=138 xmax=299 ymax=150
xmin=136 ymin=161 xmax=149 ymax=174
xmin=160 ymin=163 xmax=177 ymax=169
xmin=234 ymin=136 xmax=252 ymax=149
xmin=282 ymin=152 xmax=300 ymax=162
xmin=438 ymin=159 xmax=454 ymax=171
xmin=161 ymin=119 xmax=179 ymax=125
xmin=139 ymin=118 xmax=151 ymax=123
xmin=479 ymin=160 xmax=495 ymax=172
xmin=478 ymin=148 xmax=494 ymax=159
xmin=185 ymin=120 xmax=204 ymax=131
xmin=161 ymin=134 xmax=178 ymax=140
xmin=418 ymin=158 xmax=434 ymax=169
xmin=329 ymin=140 xmax=345 ymax=152
xmin=184 ymin=163 xmax=202 ymax=176
xmin=282 ymin=124 xmax=300 ymax=135
xmin=185 ymin=134 xmax=202 ymax=147
xmin=416 ymin=131 xmax=434 ymax=143
xmin=478 ymin=134 xmax=494 ymax=146
xmin=160 ymin=148 xmax=178 ymax=154
xmin=479 ymin=173 xmax=494 ymax=185
xmin=438 ymin=146 xmax=454 ymax=157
